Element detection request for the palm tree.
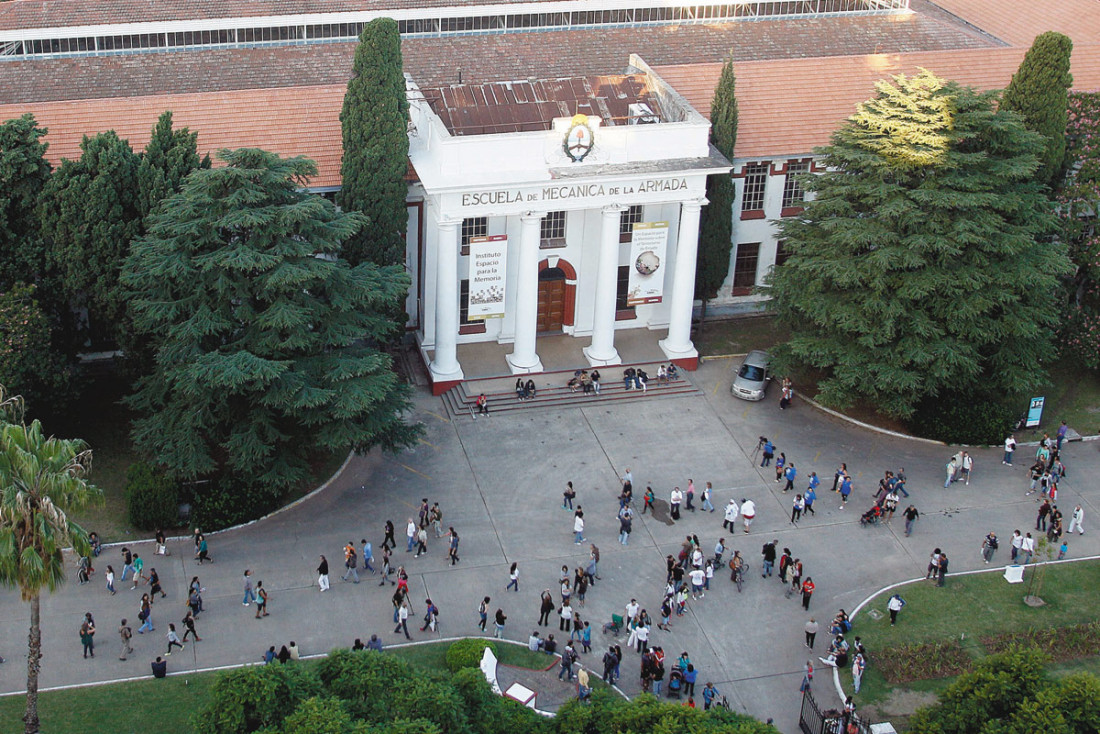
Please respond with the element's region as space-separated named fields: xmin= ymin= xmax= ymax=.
xmin=0 ymin=391 xmax=101 ymax=734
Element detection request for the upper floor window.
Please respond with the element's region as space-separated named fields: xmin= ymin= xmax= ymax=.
xmin=619 ymin=205 xmax=643 ymax=243
xmin=541 ymin=211 xmax=566 ymax=247
xmin=781 ymin=160 xmax=810 ymax=212
xmin=460 ymin=217 xmax=487 ymax=254
xmin=740 ymin=164 xmax=768 ymax=215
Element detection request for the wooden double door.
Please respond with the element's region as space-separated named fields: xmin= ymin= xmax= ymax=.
xmin=537 ymin=267 xmax=566 ymax=333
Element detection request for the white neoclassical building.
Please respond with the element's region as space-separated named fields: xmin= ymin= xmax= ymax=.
xmin=405 ymin=56 xmax=729 ymax=393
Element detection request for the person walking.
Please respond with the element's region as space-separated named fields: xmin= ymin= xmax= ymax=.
xmin=255 ymin=581 xmax=269 ymax=618
xmin=182 ymin=609 xmax=201 ymax=642
xmin=801 ymin=577 xmax=815 ymax=610
xmin=382 ymin=520 xmax=396 ymax=551
xmin=394 ymin=600 xmax=411 ymax=639
xmin=507 ymin=562 xmax=520 ymax=592
xmin=783 ymin=463 xmax=797 ymax=493
xmin=741 ymin=498 xmax=756 ymax=533
xmin=573 ymin=511 xmax=586 ymax=544
xmin=839 ymin=476 xmax=852 ymax=509
xmin=342 ymin=543 xmax=360 ymax=583
xmin=493 ymin=608 xmax=507 ymax=639
xmin=805 ymin=474 xmax=818 ymax=515
xmin=420 ymin=598 xmax=439 ymax=632
xmin=118 ymin=619 xmax=133 ymax=660
xmin=791 ymin=494 xmax=804 ymax=524
xmin=981 ymin=532 xmax=999 ymax=564
xmin=619 ymin=511 xmax=632 ymax=545
xmin=414 ymin=525 xmax=429 ymax=558
xmin=887 ymin=594 xmax=905 ymax=626
xmin=105 ymin=565 xmax=116 ymax=595
xmin=1068 ymin=505 xmax=1086 ymax=535
xmin=80 ymin=613 xmax=96 ymax=658
xmin=148 ymin=568 xmax=166 ymax=599
xmin=903 ymin=505 xmax=919 ymax=537
xmin=558 ymin=641 xmax=577 ymax=682
xmin=361 ymin=539 xmax=376 ymax=574
xmin=405 ymin=518 xmax=417 ymax=553
xmin=804 ymin=618 xmax=818 ymax=649
xmin=1020 ymin=533 xmax=1036 ymax=564
xmin=137 ymin=593 xmax=154 ymax=634
xmin=702 ymin=482 xmax=715 ymax=513
xmin=478 ymin=596 xmax=490 ymax=632
xmin=944 ymin=457 xmax=957 ymax=488
xmin=723 ymin=499 xmax=739 ymax=530
xmin=447 ymin=527 xmax=460 ymax=564
xmin=761 ymin=540 xmax=777 ymax=577
xmin=317 ymin=555 xmax=330 ymax=591
xmin=242 ymin=569 xmax=255 ymax=605
xmin=195 ymin=534 xmax=211 ymax=564
xmin=165 ymin=624 xmax=185 ymax=656
xmin=685 ymin=479 xmax=696 ymax=512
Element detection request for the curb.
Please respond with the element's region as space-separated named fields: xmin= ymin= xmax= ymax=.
xmin=828 ymin=553 xmax=1100 ymax=704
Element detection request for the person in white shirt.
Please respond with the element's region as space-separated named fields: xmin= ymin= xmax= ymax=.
xmin=689 ymin=567 xmax=706 ymax=599
xmin=740 ymin=499 xmax=756 ymax=533
xmin=670 ymin=487 xmax=683 ymax=520
xmin=960 ymin=452 xmax=974 ymax=486
xmin=405 ymin=519 xmax=417 ymax=553
xmin=1003 ymin=435 xmax=1017 ymax=465
xmin=1021 ymin=532 xmax=1036 ymax=564
xmin=573 ymin=513 xmax=586 ymax=544
xmin=1010 ymin=529 xmax=1023 ymax=562
xmin=723 ymin=499 xmax=739 ymax=531
xmin=625 ymin=599 xmax=640 ymax=622
xmin=887 ymin=594 xmax=905 ymax=625
xmin=1068 ymin=505 xmax=1086 ymax=535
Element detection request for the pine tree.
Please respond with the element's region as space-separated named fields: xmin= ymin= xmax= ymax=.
xmin=137 ymin=111 xmax=211 ymax=220
xmin=39 ymin=131 xmax=142 ymax=346
xmin=0 ymin=115 xmax=52 ymax=290
xmin=1001 ymin=31 xmax=1074 ymax=187
xmin=337 ymin=18 xmax=410 ymax=268
xmin=123 ymin=149 xmax=419 ymax=512
xmin=765 ymin=70 xmax=1073 ymax=418
xmin=696 ymin=59 xmax=738 ymax=323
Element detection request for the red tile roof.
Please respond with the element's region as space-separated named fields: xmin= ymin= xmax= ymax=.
xmin=655 ymin=44 xmax=1100 ymax=160
xmin=0 ymin=12 xmax=995 ymax=105
xmin=926 ymin=0 xmax=1100 ymax=48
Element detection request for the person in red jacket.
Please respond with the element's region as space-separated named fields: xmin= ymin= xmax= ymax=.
xmin=801 ymin=577 xmax=815 ymax=610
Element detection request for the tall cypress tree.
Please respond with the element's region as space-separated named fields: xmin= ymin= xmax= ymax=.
xmin=696 ymin=59 xmax=738 ymax=325
xmin=0 ymin=115 xmax=52 ymax=289
xmin=39 ymin=131 xmax=142 ymax=347
xmin=123 ymin=149 xmax=419 ymax=522
xmin=337 ymin=18 xmax=410 ymax=268
xmin=137 ymin=111 xmax=211 ymax=220
xmin=766 ymin=70 xmax=1072 ymax=417
xmin=1001 ymin=31 xmax=1074 ymax=187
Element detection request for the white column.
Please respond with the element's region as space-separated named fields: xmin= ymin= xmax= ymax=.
xmin=429 ymin=219 xmax=464 ymax=385
xmin=660 ymin=199 xmax=704 ymax=363
xmin=584 ymin=205 xmax=623 ymax=367
xmin=507 ymin=212 xmax=545 ymax=374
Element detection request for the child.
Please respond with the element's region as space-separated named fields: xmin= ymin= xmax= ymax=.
xmin=1058 ymin=540 xmax=1068 ymax=560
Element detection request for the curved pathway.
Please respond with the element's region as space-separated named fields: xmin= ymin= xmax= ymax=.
xmin=1 ymin=358 xmax=1097 ymax=734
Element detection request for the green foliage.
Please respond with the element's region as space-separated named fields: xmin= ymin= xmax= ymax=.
xmin=765 ymin=70 xmax=1072 ymax=418
xmin=0 ymin=114 xmax=52 ymax=290
xmin=193 ymin=662 xmax=323 ymax=734
xmin=450 ymin=667 xmax=547 ymax=734
xmin=554 ymin=690 xmax=779 ymax=734
xmin=445 ymin=638 xmax=497 ymax=672
xmin=316 ymin=649 xmax=469 ymax=734
xmin=123 ymin=148 xmax=419 ymax=518
xmin=1001 ymin=31 xmax=1074 ymax=187
xmin=39 ymin=130 xmax=142 ymax=347
xmin=279 ymin=697 xmax=357 ymax=734
xmin=337 ymin=18 xmax=410 ymax=268
xmin=1057 ymin=92 xmax=1100 ymax=370
xmin=873 ymin=641 xmax=973 ymax=684
xmin=0 ymin=284 xmax=73 ymax=415
xmin=190 ymin=474 xmax=282 ymax=531
xmin=136 ymin=111 xmax=210 ymax=221
xmin=123 ymin=461 xmax=178 ymax=530
xmin=697 ymin=58 xmax=738 ymax=303
xmin=906 ymin=389 xmax=1017 ymax=445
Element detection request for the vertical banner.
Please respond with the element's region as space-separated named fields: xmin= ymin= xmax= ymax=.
xmin=627 ymin=221 xmax=669 ymax=306
xmin=467 ymin=235 xmax=508 ymax=320
xmin=1026 ymin=397 xmax=1045 ymax=428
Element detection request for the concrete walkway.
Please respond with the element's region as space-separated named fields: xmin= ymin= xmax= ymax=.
xmin=1 ymin=357 xmax=1097 ymax=734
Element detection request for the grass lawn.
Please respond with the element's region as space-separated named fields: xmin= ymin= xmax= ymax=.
xmin=695 ymin=314 xmax=789 ymax=357
xmin=1014 ymin=363 xmax=1100 ymax=441
xmin=0 ymin=639 xmax=554 ymax=734
xmin=844 ymin=560 xmax=1100 ymax=728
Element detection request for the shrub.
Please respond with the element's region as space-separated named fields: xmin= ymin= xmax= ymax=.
xmin=193 ymin=662 xmax=322 ymax=734
xmin=191 ymin=476 xmax=281 ymax=531
xmin=907 ymin=389 xmax=1018 ymax=445
xmin=874 ymin=640 xmax=973 ymax=683
xmin=445 ymin=638 xmax=497 ymax=672
xmin=124 ymin=461 xmax=179 ymax=530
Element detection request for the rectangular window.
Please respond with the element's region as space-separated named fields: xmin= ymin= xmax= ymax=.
xmin=731 ymin=242 xmax=760 ymax=296
xmin=460 ymin=217 xmax=487 ymax=255
xmin=781 ymin=160 xmax=809 ymax=213
xmin=615 ymin=265 xmax=636 ymax=319
xmin=540 ymin=211 xmax=566 ymax=247
xmin=619 ymin=205 xmax=643 ymax=243
xmin=774 ymin=240 xmax=790 ymax=268
xmin=740 ymin=163 xmax=768 ymax=218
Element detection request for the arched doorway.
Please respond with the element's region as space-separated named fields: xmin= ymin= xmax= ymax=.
xmin=537 ymin=267 xmax=566 ymax=333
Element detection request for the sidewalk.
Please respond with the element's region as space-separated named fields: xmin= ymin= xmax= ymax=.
xmin=1 ymin=358 xmax=1097 ymax=734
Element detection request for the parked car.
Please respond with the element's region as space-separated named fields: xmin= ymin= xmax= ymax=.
xmin=731 ymin=350 xmax=770 ymax=401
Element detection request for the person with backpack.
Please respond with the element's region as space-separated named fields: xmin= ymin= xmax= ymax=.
xmin=557 ymin=641 xmax=577 ymax=681
xmin=420 ymin=598 xmax=439 ymax=632
xmin=981 ymin=532 xmax=999 ymax=564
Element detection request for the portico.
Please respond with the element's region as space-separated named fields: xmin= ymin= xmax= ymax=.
xmin=406 ymin=56 xmax=730 ymax=394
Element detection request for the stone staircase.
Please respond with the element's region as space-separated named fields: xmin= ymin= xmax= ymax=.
xmin=440 ymin=363 xmax=703 ymax=418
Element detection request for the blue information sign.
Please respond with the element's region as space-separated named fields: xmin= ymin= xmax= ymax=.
xmin=1026 ymin=397 xmax=1045 ymax=428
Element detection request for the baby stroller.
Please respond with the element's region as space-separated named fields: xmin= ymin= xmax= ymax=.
xmin=602 ymin=614 xmax=624 ymax=635
xmin=859 ymin=505 xmax=882 ymax=527
xmin=666 ymin=668 xmax=684 ymax=699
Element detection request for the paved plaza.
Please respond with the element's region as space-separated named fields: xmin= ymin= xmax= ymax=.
xmin=1 ymin=357 xmax=1097 ymax=732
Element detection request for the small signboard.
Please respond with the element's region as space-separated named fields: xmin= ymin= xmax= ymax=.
xmin=1026 ymin=397 xmax=1045 ymax=428
xmin=467 ymin=235 xmax=508 ymax=320
xmin=627 ymin=221 xmax=668 ymax=306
